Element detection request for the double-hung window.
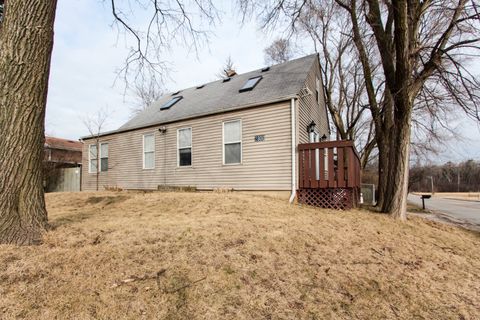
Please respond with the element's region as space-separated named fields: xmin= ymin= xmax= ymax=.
xmin=143 ymin=133 xmax=155 ymax=169
xmin=223 ymin=120 xmax=242 ymax=165
xmin=178 ymin=128 xmax=192 ymax=166
xmin=100 ymin=143 xmax=109 ymax=172
xmin=89 ymin=144 xmax=98 ymax=173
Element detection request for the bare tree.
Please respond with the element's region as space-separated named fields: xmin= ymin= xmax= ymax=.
xmin=298 ymin=2 xmax=375 ymax=169
xmin=0 ymin=0 xmax=218 ymax=245
xmin=338 ymin=0 xmax=480 ymax=218
xmin=110 ymin=0 xmax=218 ymax=89
xmin=216 ymin=55 xmax=236 ymax=79
xmin=264 ymin=38 xmax=293 ymax=64
xmin=130 ymin=78 xmax=164 ymax=117
xmin=239 ymin=0 xmax=480 ymax=219
xmin=82 ymin=108 xmax=110 ymax=191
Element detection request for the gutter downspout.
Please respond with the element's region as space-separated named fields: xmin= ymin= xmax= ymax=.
xmin=289 ymin=97 xmax=297 ymax=204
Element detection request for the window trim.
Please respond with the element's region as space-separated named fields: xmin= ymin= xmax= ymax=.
xmin=222 ymin=119 xmax=242 ymax=165
xmin=88 ymin=144 xmax=98 ymax=174
xmin=99 ymin=142 xmax=109 ymax=172
xmin=142 ymin=133 xmax=155 ymax=170
xmin=177 ymin=127 xmax=193 ymax=167
xmin=316 ymin=77 xmax=321 ymax=103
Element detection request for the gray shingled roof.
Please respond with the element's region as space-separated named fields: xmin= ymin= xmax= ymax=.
xmin=85 ymin=54 xmax=317 ymax=139
xmin=120 ymin=54 xmax=317 ymax=131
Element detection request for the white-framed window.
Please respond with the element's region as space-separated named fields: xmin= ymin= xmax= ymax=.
xmin=143 ymin=133 xmax=155 ymax=169
xmin=177 ymin=127 xmax=192 ymax=167
xmin=223 ymin=119 xmax=242 ymax=165
xmin=88 ymin=144 xmax=98 ymax=173
xmin=100 ymin=142 xmax=109 ymax=172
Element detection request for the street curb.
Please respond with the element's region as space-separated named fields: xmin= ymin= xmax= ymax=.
xmin=443 ymin=197 xmax=480 ymax=203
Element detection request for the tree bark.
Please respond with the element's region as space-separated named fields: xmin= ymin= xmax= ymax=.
xmin=375 ymin=89 xmax=394 ymax=209
xmin=0 ymin=1 xmax=57 ymax=245
xmin=379 ymin=0 xmax=411 ymax=220
xmin=381 ymin=109 xmax=411 ymax=219
xmin=375 ymin=137 xmax=388 ymax=208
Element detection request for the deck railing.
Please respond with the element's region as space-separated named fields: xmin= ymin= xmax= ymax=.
xmin=298 ymin=140 xmax=361 ymax=189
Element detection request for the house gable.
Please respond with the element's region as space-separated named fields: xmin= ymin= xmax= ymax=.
xmin=297 ymin=56 xmax=330 ymax=144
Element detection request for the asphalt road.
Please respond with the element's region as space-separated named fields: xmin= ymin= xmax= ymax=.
xmin=407 ymin=194 xmax=480 ymax=228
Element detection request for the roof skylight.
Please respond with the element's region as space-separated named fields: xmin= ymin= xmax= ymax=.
xmin=239 ymin=76 xmax=262 ymax=92
xmin=223 ymin=77 xmax=231 ymax=82
xmin=261 ymin=67 xmax=270 ymax=72
xmin=160 ymin=96 xmax=182 ymax=110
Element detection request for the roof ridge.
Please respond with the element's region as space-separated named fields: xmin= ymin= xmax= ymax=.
xmin=164 ymin=53 xmax=319 ymax=97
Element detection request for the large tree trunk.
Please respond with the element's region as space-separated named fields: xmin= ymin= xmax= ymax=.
xmin=381 ymin=110 xmax=411 ymax=219
xmin=0 ymin=1 xmax=58 ymax=245
xmin=380 ymin=0 xmax=411 ymax=220
xmin=375 ymin=90 xmax=394 ymax=209
xmin=375 ymin=137 xmax=388 ymax=208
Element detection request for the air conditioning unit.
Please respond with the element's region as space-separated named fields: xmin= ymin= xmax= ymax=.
xmin=299 ymin=87 xmax=313 ymax=98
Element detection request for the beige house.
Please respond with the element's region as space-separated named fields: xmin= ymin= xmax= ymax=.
xmin=81 ymin=54 xmax=329 ymax=198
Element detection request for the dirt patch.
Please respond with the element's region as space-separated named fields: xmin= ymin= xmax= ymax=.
xmin=85 ymin=195 xmax=129 ymax=205
xmin=0 ymin=191 xmax=479 ymax=319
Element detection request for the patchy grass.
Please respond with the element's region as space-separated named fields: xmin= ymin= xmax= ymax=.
xmin=406 ymin=202 xmax=430 ymax=213
xmin=1 ymin=191 xmax=479 ymax=319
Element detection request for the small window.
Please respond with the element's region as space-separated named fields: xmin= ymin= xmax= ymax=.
xmin=143 ymin=133 xmax=155 ymax=169
xmin=223 ymin=120 xmax=242 ymax=164
xmin=316 ymin=77 xmax=321 ymax=103
xmin=160 ymin=96 xmax=182 ymax=110
xmin=89 ymin=144 xmax=98 ymax=173
xmin=177 ymin=128 xmax=192 ymax=167
xmin=100 ymin=143 xmax=108 ymax=172
xmin=239 ymin=76 xmax=262 ymax=92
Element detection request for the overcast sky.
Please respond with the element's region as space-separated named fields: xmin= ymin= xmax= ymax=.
xmin=46 ymin=0 xmax=479 ymax=163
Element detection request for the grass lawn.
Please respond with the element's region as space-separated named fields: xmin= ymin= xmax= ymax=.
xmin=1 ymin=191 xmax=479 ymax=319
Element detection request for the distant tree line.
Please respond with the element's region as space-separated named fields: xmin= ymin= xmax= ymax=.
xmin=409 ymin=160 xmax=480 ymax=193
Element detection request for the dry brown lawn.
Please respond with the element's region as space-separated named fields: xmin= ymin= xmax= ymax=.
xmin=1 ymin=191 xmax=479 ymax=320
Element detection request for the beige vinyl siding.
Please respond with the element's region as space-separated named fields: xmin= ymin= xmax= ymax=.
xmin=82 ymin=101 xmax=292 ymax=191
xmin=297 ymin=58 xmax=330 ymax=144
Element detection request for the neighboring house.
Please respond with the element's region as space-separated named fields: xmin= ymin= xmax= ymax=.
xmin=81 ymin=54 xmax=330 ymax=195
xmin=44 ymin=136 xmax=83 ymax=192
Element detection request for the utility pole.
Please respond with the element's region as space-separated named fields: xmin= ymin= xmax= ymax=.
xmin=457 ymin=167 xmax=460 ymax=192
xmin=427 ymin=176 xmax=434 ymax=194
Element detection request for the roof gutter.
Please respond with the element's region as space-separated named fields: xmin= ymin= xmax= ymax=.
xmin=289 ymin=97 xmax=297 ymax=204
xmin=80 ymin=94 xmax=297 ymax=140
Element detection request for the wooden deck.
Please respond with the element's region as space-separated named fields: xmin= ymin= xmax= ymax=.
xmin=297 ymin=140 xmax=361 ymax=209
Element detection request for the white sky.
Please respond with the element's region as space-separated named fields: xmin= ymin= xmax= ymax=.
xmin=45 ymin=0 xmax=480 ymax=163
